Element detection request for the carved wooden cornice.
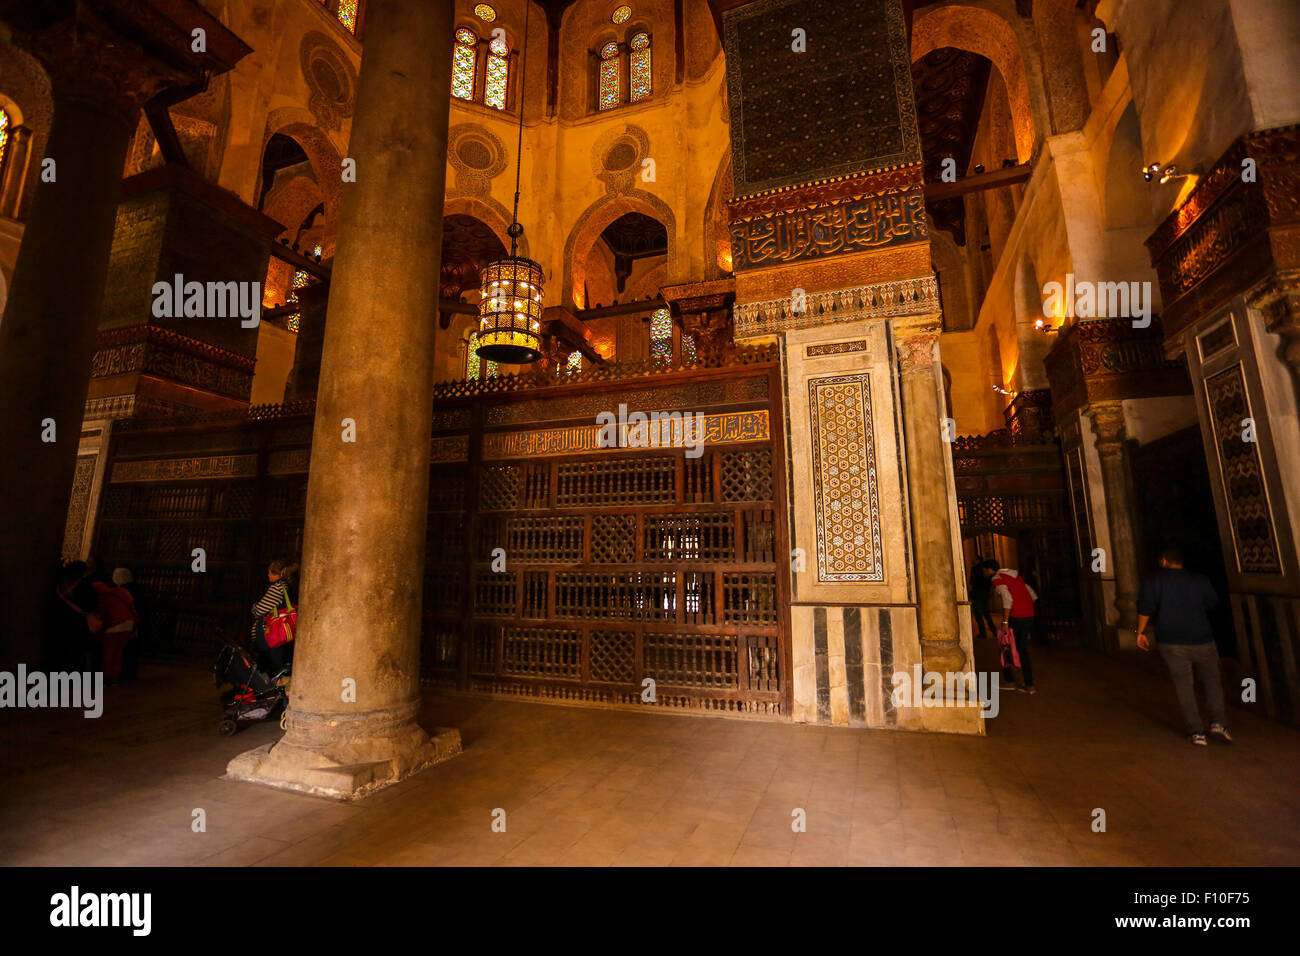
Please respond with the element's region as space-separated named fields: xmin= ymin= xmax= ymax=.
xmin=93 ymin=324 xmax=257 ymax=372
xmin=1146 ymin=124 xmax=1300 ymax=339
xmin=1044 ymin=317 xmax=1190 ymax=422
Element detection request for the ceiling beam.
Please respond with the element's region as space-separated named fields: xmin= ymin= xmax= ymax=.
xmin=923 ymin=163 xmax=1031 ymax=202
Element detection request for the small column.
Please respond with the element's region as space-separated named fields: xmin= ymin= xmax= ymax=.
xmin=0 ymin=125 xmax=34 ymax=219
xmin=227 ymin=0 xmax=461 ymax=798
xmin=1087 ymin=401 xmax=1141 ymax=634
xmin=282 ymin=279 xmax=331 ymax=402
xmin=895 ymin=318 xmax=966 ymax=677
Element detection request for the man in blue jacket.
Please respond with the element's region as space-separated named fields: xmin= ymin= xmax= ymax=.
xmin=1137 ymin=548 xmax=1230 ymax=746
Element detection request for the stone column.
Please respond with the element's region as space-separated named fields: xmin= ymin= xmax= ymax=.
xmin=0 ymin=124 xmax=33 ymax=218
xmin=0 ymin=26 xmax=184 ymax=665
xmin=227 ymin=0 xmax=461 ymax=798
xmin=895 ymin=318 xmax=966 ymax=677
xmin=1087 ymin=401 xmax=1141 ymax=634
xmin=282 ymin=279 xmax=331 ymax=402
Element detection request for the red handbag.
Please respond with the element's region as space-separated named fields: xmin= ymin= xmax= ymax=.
xmin=264 ymin=589 xmax=297 ymax=648
xmin=997 ymin=625 xmax=1021 ymax=669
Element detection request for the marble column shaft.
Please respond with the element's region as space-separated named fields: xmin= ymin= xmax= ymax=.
xmin=1088 ymin=401 xmax=1140 ymax=631
xmin=895 ymin=320 xmax=966 ymax=676
xmin=251 ymin=0 xmax=458 ymax=786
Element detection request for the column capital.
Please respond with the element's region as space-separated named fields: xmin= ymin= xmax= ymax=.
xmin=1247 ymin=272 xmax=1300 ymax=375
xmin=893 ymin=315 xmax=942 ymax=371
xmin=1087 ymin=401 xmax=1127 ymax=454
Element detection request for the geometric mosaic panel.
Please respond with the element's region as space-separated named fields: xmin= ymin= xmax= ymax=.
xmin=1205 ymin=364 xmax=1282 ymax=574
xmin=808 ymin=373 xmax=885 ymax=582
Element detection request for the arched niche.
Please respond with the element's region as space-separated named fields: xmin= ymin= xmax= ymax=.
xmin=563 ymin=190 xmax=676 ymax=309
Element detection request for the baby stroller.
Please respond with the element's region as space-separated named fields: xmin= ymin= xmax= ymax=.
xmin=213 ymin=642 xmax=289 ymax=735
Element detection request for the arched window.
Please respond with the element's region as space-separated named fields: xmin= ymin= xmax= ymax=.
xmin=598 ymin=42 xmax=621 ymax=111
xmin=565 ymin=351 xmax=583 ymax=374
xmin=649 ymin=308 xmax=673 ymax=366
xmin=681 ymin=331 xmax=697 ymax=365
xmin=466 ymin=332 xmax=499 ymax=380
xmin=452 ymin=22 xmax=512 ymax=111
xmin=452 ymin=28 xmax=479 ymax=102
xmin=629 ymin=32 xmax=652 ymax=102
xmin=485 ymin=34 xmax=510 ymax=110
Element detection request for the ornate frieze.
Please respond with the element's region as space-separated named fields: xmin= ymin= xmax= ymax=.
xmin=91 ymin=325 xmax=256 ymax=400
xmin=808 ymin=374 xmax=884 ymax=583
xmin=1146 ymin=125 xmax=1300 ymax=337
xmin=110 ymin=454 xmax=258 ymax=483
xmin=482 ymin=410 xmax=770 ymax=460
xmin=728 ymin=181 xmax=927 ymax=271
xmin=484 ymin=377 xmax=768 ymax=426
xmin=734 ymin=275 xmax=939 ymax=337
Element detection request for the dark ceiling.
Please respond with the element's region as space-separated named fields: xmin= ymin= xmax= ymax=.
xmin=911 ymin=46 xmax=991 ymax=246
xmin=600 ymin=212 xmax=669 ymax=260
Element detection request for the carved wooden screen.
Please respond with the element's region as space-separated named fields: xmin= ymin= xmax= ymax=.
xmin=424 ymin=359 xmax=790 ymax=716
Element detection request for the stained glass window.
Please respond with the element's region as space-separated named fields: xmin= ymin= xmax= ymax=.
xmin=649 ymin=308 xmax=673 ymax=366
xmin=566 ymin=351 xmax=583 ymax=373
xmin=0 ymin=108 xmax=9 ymax=178
xmin=452 ymin=29 xmax=478 ymax=102
xmin=599 ymin=42 xmax=620 ymax=111
xmin=612 ymin=5 xmax=632 ymax=24
xmin=467 ymin=332 xmax=499 ymax=380
xmin=630 ymin=33 xmax=651 ymax=102
xmin=285 ymin=245 xmax=322 ymax=335
xmin=474 ymin=4 xmax=497 ymax=22
xmin=334 ymin=0 xmax=358 ymax=33
xmin=485 ymin=36 xmax=509 ymax=110
xmin=681 ymin=331 xmax=697 ymax=365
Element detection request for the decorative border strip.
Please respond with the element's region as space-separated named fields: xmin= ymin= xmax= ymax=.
xmin=483 ymin=409 xmax=770 ymax=460
xmin=110 ymin=454 xmax=258 ymax=483
xmin=735 ymin=275 xmax=939 ymax=337
xmin=806 ymin=340 xmax=867 ymax=358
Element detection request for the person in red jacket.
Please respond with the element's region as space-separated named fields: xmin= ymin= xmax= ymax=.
xmin=91 ymin=575 xmax=140 ymax=685
xmin=986 ymin=565 xmax=1039 ymax=694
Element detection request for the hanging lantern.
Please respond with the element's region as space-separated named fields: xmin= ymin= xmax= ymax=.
xmin=476 ymin=253 xmax=543 ymax=364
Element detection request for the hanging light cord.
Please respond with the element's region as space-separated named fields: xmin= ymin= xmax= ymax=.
xmin=509 ymin=1 xmax=531 ymax=259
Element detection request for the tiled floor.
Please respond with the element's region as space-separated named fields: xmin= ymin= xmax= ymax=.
xmin=2 ymin=639 xmax=1298 ymax=866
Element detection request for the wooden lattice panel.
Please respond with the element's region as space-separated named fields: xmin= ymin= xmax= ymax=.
xmin=644 ymin=632 xmax=740 ymax=689
xmin=554 ymin=571 xmax=677 ymax=621
xmin=556 ymin=457 xmax=675 ymax=506
xmin=643 ymin=512 xmax=735 ymax=561
xmin=591 ymin=514 xmax=636 ymax=562
xmin=479 ymin=464 xmax=520 ymax=511
xmin=502 ymin=626 xmax=582 ymax=679
xmin=721 ymin=449 xmax=773 ymax=501
xmin=589 ymin=630 xmax=637 ymax=683
xmin=723 ymin=572 xmax=778 ymax=625
xmin=474 ymin=569 xmax=516 ymax=616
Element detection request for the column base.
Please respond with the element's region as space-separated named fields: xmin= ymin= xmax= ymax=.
xmin=225 ymin=701 xmax=461 ymax=800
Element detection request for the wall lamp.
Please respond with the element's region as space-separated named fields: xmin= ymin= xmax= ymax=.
xmin=1143 ymin=161 xmax=1192 ymax=185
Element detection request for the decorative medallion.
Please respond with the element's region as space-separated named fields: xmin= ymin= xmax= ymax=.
xmin=299 ymin=32 xmax=357 ymax=131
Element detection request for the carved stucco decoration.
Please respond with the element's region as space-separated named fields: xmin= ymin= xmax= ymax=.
xmin=299 ymin=31 xmax=357 ymax=132
xmin=447 ymin=123 xmax=508 ymax=198
xmin=591 ymin=123 xmax=652 ymax=196
xmin=734 ymin=274 xmax=940 ymax=337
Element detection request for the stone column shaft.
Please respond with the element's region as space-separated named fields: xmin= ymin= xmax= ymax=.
xmin=0 ymin=94 xmax=137 ymax=663
xmin=896 ymin=320 xmax=965 ymax=676
xmin=227 ymin=0 xmax=461 ymax=797
xmin=1088 ymin=402 xmax=1141 ymax=632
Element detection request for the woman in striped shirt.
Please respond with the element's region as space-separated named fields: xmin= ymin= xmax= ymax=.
xmin=252 ymin=558 xmax=298 ymax=673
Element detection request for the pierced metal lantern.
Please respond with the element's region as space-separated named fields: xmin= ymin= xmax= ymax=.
xmin=476 ymin=255 xmax=544 ymax=364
